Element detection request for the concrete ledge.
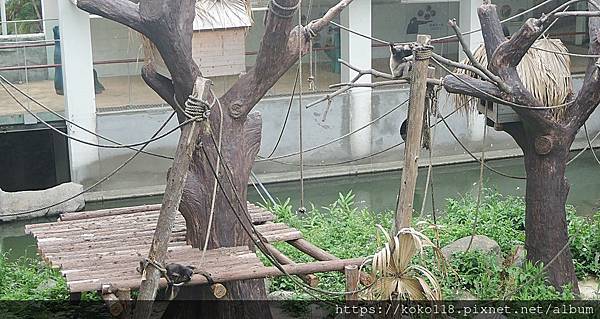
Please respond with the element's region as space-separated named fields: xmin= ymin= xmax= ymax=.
xmin=83 ymin=139 xmax=599 ymax=203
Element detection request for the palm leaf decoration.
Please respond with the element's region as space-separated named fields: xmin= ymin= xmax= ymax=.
xmin=452 ymin=38 xmax=572 ymax=120
xmin=362 ymin=225 xmax=444 ymax=301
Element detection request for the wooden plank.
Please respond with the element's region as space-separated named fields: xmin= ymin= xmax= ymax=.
xmin=38 ymin=232 xmax=187 ymax=254
xmin=56 ymin=247 xmax=254 ymax=270
xmin=46 ymin=244 xmax=248 ymax=263
xmin=68 ymin=258 xmax=367 ymax=293
xmin=64 ymin=254 xmax=260 ymax=282
xmin=58 ymin=204 xmax=162 ymax=221
xmin=263 ymin=231 xmax=302 ymax=243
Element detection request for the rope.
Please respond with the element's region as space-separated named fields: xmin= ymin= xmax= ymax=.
xmin=256 ymin=98 xmax=410 ymax=162
xmin=439 ymin=108 xmax=526 ymax=180
xmin=200 ymin=89 xmax=224 ymax=266
xmin=263 ymin=99 xmax=463 ymax=168
xmin=298 ymin=2 xmax=306 ymax=212
xmin=466 ymin=99 xmax=489 ymax=252
xmin=263 ymin=66 xmax=299 ymax=158
xmin=1 ymin=111 xmax=178 ymax=218
xmin=501 ymin=240 xmax=572 ymax=299
xmin=429 ymin=0 xmax=589 ymax=44
xmin=568 ymin=127 xmax=600 ymax=164
xmin=329 ymin=21 xmax=389 ymax=45
xmin=251 ymin=171 xmax=277 ymax=206
xmin=0 ymin=74 xmax=174 ymax=160
xmin=201 ymin=139 xmax=373 ymax=298
xmin=584 ymin=123 xmax=600 ymax=166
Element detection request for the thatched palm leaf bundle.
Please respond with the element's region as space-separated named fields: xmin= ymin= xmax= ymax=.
xmin=453 ymin=38 xmax=572 ymax=120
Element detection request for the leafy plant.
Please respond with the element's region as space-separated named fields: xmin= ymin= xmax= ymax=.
xmin=0 ymin=253 xmax=68 ymax=300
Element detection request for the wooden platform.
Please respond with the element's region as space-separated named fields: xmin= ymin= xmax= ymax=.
xmin=25 ymin=202 xmax=364 ymax=294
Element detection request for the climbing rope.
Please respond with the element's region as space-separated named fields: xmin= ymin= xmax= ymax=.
xmin=419 ymin=84 xmax=442 ymax=218
xmin=0 ymin=74 xmax=175 ymax=159
xmin=200 ymin=88 xmax=224 ymax=266
xmin=1 ymin=111 xmax=178 ymax=218
xmin=263 ymin=66 xmax=300 ymax=158
xmin=201 ymin=142 xmax=374 ymax=298
xmin=298 ymin=1 xmax=306 ymax=213
xmin=584 ymin=123 xmax=600 ymax=166
xmin=256 ymin=98 xmax=410 ymax=162
xmin=466 ymin=98 xmax=490 ymax=252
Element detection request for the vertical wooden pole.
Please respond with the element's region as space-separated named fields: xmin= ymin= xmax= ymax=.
xmin=395 ymin=34 xmax=433 ymax=230
xmin=115 ymin=288 xmax=132 ymax=319
xmin=345 ymin=264 xmax=359 ymax=319
xmin=134 ymin=77 xmax=212 ymax=319
xmin=345 ymin=265 xmax=359 ymax=301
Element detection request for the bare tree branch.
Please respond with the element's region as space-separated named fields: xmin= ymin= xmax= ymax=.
xmin=306 ymin=59 xmax=407 ymax=108
xmin=442 ymin=73 xmax=505 ymax=101
xmin=141 ymin=64 xmax=176 ymax=108
xmin=222 ymin=0 xmax=355 ymax=117
xmin=305 ymin=0 xmax=353 ymax=34
xmin=476 ymin=2 xmax=557 ymax=131
xmin=567 ymin=14 xmax=600 ymax=129
xmin=77 ymin=0 xmax=145 ymax=34
xmin=431 ymin=52 xmax=493 ymax=82
xmin=448 ymin=18 xmax=509 ymax=92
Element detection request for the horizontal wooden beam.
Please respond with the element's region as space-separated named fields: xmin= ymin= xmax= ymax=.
xmin=69 ymin=258 xmax=366 ymax=293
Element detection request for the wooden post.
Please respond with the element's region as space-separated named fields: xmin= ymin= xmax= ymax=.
xmin=115 ymin=288 xmax=132 ymax=319
xmin=345 ymin=265 xmax=359 ymax=319
xmin=134 ymin=77 xmax=212 ymax=319
xmin=344 ymin=265 xmax=359 ymax=301
xmin=395 ymin=34 xmax=433 ymax=230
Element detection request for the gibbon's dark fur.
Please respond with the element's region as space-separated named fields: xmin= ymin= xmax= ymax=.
xmin=389 ymin=43 xmax=413 ymax=79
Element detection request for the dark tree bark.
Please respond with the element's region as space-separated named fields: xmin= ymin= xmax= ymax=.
xmin=442 ymin=2 xmax=600 ymax=292
xmin=76 ymin=0 xmax=354 ymax=317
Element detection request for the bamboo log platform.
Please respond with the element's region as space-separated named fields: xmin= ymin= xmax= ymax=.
xmin=26 ymin=203 xmax=366 ymax=294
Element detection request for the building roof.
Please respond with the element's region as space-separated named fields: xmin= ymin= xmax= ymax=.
xmin=194 ymin=0 xmax=253 ymax=31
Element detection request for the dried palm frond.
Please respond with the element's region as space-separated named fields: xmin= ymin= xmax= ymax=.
xmin=452 ymin=38 xmax=572 ymax=120
xmin=362 ymin=225 xmax=444 ymax=301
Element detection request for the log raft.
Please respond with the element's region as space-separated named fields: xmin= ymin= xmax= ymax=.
xmin=26 ymin=202 xmax=366 ymax=294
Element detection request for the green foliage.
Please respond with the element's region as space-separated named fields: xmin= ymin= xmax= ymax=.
xmin=266 ymin=190 xmax=596 ymax=302
xmin=568 ymin=211 xmax=600 ymax=277
xmin=438 ymin=251 xmax=575 ymax=300
xmin=0 ymin=253 xmax=68 ymax=301
xmin=434 ymin=191 xmax=526 ymax=251
xmin=3 ymin=0 xmax=43 ymax=34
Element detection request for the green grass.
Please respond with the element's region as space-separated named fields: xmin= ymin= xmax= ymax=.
xmin=0 ymin=254 xmax=68 ymax=301
xmin=263 ymin=190 xmax=598 ymax=300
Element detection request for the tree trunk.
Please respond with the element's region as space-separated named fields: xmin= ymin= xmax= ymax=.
xmin=522 ymin=133 xmax=579 ymax=293
xmin=172 ymin=109 xmax=272 ymax=318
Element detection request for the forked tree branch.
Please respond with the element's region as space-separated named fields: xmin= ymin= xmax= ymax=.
xmin=222 ymin=0 xmax=355 ymax=116
xmin=448 ymin=18 xmax=509 ymax=92
xmin=432 ymin=52 xmax=492 ymax=82
xmin=77 ymin=0 xmax=146 ymax=34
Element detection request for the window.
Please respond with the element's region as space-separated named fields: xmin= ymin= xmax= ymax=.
xmin=0 ymin=0 xmax=43 ymax=36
